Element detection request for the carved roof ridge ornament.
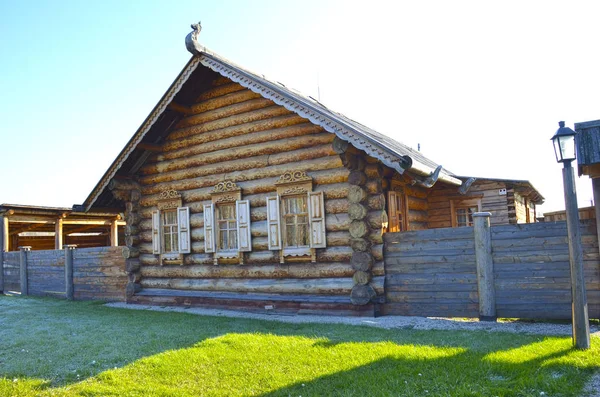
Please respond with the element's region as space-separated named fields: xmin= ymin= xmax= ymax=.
xmin=211 ymin=180 xmax=241 ymax=194
xmin=158 ymin=190 xmax=182 ymax=200
xmin=275 ymin=171 xmax=312 ymax=185
xmin=185 ymin=22 xmax=204 ymax=55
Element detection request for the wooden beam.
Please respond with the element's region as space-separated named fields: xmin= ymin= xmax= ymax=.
xmin=55 ymin=218 xmax=63 ymax=249
xmin=167 ymin=102 xmax=193 ymax=115
xmin=9 ymin=222 xmax=50 ymax=236
xmin=1 ymin=215 xmax=8 ymax=252
xmin=65 ymin=224 xmax=107 ymax=235
xmin=137 ymin=143 xmax=162 ymax=152
xmin=110 ymin=220 xmax=119 ymax=246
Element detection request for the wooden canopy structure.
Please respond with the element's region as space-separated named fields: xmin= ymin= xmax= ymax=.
xmin=0 ymin=204 xmax=125 ymax=251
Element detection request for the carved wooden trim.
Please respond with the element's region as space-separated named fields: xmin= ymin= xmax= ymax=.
xmin=157 ymin=190 xmax=183 ymax=210
xmin=275 ymin=171 xmax=312 ymax=185
xmin=211 ymin=181 xmax=241 ymax=193
xmin=210 ymin=180 xmax=241 ymax=203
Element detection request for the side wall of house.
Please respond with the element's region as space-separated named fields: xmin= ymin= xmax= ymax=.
xmin=126 ymin=76 xmax=389 ymax=302
xmin=427 ymin=180 xmax=509 ymax=228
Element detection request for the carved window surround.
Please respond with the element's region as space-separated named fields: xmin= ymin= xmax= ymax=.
xmin=152 ymin=190 xmax=190 ymax=265
xmin=269 ymin=171 xmax=326 ymax=263
xmin=205 ymin=181 xmax=249 ymax=265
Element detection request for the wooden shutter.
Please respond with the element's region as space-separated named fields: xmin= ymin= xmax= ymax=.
xmin=203 ymin=204 xmax=215 ymax=253
xmin=236 ymin=200 xmax=252 ymax=252
xmin=177 ymin=207 xmax=191 ymax=254
xmin=266 ymin=196 xmax=282 ymax=250
xmin=388 ymin=191 xmax=400 ymax=233
xmin=308 ymin=191 xmax=326 ymax=248
xmin=152 ymin=210 xmax=161 ymax=254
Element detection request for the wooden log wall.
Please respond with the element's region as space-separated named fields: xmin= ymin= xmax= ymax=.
xmin=26 ymin=249 xmax=65 ymax=298
xmin=492 ymin=220 xmax=600 ymax=319
xmin=512 ymin=191 xmax=531 ymax=224
xmin=72 ymin=247 xmax=127 ymax=301
xmin=427 ymin=180 xmax=509 ymax=228
xmin=128 ymin=78 xmax=370 ymax=302
xmin=2 ymin=252 xmax=20 ymax=293
xmin=109 ymin=179 xmax=142 ymax=297
xmin=382 ymin=227 xmax=479 ymax=317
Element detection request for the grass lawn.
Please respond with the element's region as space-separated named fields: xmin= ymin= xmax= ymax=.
xmin=1 ymin=296 xmax=599 ymax=396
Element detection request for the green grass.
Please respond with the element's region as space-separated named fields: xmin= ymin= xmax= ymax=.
xmin=1 ymin=296 xmax=599 ymax=396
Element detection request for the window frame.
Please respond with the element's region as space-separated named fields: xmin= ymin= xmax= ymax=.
xmin=204 ymin=181 xmax=252 ymax=265
xmin=267 ymin=171 xmax=326 ymax=263
xmin=387 ymin=184 xmax=408 ymax=233
xmin=450 ymin=198 xmax=482 ymax=228
xmin=152 ymin=190 xmax=191 ymax=265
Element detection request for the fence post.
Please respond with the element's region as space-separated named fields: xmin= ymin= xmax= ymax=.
xmin=64 ymin=245 xmax=77 ymax=300
xmin=19 ymin=246 xmax=31 ymax=296
xmin=0 ymin=214 xmax=7 ymax=294
xmin=473 ymin=212 xmax=496 ymax=321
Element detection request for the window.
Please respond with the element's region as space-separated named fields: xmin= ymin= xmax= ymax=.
xmin=204 ymin=181 xmax=251 ymax=264
xmin=217 ymin=204 xmax=237 ymax=251
xmin=161 ymin=210 xmax=179 ymax=253
xmin=151 ymin=190 xmax=191 ymax=264
xmin=267 ymin=171 xmax=326 ymax=263
xmin=283 ymin=195 xmax=310 ymax=248
xmin=450 ymin=198 xmax=482 ymax=228
xmin=387 ymin=189 xmax=407 ymax=233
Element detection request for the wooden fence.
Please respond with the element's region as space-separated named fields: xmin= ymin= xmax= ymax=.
xmin=383 ymin=219 xmax=600 ymax=319
xmin=0 ymin=246 xmax=127 ymax=301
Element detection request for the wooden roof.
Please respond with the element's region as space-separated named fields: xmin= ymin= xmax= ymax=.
xmin=82 ymin=44 xmax=463 ymax=211
xmin=574 ymin=119 xmax=600 ymax=177
xmin=456 ymin=176 xmax=545 ymax=204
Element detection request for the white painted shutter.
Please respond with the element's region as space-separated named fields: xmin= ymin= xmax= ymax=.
xmin=203 ymin=204 xmax=215 ymax=253
xmin=266 ymin=196 xmax=282 ymax=250
xmin=308 ymin=191 xmax=326 ymax=248
xmin=236 ymin=200 xmax=252 ymax=252
xmin=152 ymin=210 xmax=161 ymax=254
xmin=177 ymin=207 xmax=191 ymax=254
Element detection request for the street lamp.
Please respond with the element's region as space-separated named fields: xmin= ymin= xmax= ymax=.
xmin=550 ymin=121 xmax=590 ymax=349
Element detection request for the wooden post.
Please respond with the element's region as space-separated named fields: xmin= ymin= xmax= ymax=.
xmin=19 ymin=246 xmax=31 ymax=296
xmin=593 ymin=178 xmax=600 ymax=257
xmin=64 ymin=244 xmax=77 ymax=300
xmin=110 ymin=220 xmax=119 ymax=247
xmin=0 ymin=214 xmax=7 ymax=293
xmin=55 ymin=217 xmax=63 ymax=249
xmin=562 ymin=161 xmax=590 ymax=349
xmin=473 ymin=212 xmax=496 ymax=321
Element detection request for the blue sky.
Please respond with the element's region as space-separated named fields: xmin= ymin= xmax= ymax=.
xmin=1 ymin=0 xmax=599 ymax=212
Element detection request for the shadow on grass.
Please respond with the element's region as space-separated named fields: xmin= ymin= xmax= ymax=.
xmin=1 ymin=295 xmax=598 ymax=396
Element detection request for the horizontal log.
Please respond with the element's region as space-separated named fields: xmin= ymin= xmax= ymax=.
xmin=140 ymin=154 xmax=342 ymax=196
xmin=364 ymin=164 xmax=383 ymax=179
xmin=408 ymin=209 xmax=428 ymax=223
xmin=176 ymin=98 xmax=275 ymax=129
xmin=190 ymin=89 xmax=263 ymax=114
xmin=168 ymin=105 xmax=292 ymax=141
xmin=139 ymin=246 xmax=353 ymax=266
xmin=407 ymin=196 xmax=428 ymax=211
xmin=142 ymin=179 xmax=349 ymax=212
xmin=195 ymin=82 xmax=246 ymax=102
xmin=365 ymin=179 xmax=382 ymax=194
xmin=142 ymin=132 xmax=333 ymax=175
xmin=367 ymin=194 xmax=385 ymax=210
xmin=108 ymin=178 xmax=140 ymax=192
xmin=140 ymin=275 xmax=385 ymax=296
xmin=140 ymin=262 xmax=355 ymax=279
xmin=162 ymin=114 xmax=308 ymax=156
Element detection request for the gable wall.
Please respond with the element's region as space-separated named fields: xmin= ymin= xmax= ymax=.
xmin=132 ymin=76 xmax=385 ymax=298
xmin=427 ymin=180 xmax=509 ymax=228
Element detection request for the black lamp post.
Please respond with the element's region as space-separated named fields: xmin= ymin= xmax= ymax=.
xmin=550 ymin=121 xmax=590 ymax=349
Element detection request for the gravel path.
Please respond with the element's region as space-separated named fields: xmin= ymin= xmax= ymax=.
xmin=106 ymin=302 xmax=600 ymax=337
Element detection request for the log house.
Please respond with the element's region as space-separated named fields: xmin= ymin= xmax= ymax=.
xmin=72 ymin=25 xmax=544 ymax=315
